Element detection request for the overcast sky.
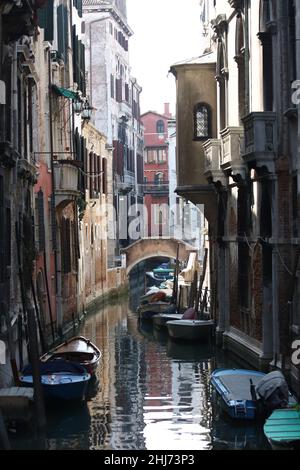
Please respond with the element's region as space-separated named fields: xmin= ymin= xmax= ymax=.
xmin=127 ymin=0 xmax=202 ymax=116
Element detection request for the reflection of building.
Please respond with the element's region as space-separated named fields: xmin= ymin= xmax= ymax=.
xmin=141 ymin=105 xmax=172 ymax=237
xmin=172 ymin=0 xmax=300 ymax=396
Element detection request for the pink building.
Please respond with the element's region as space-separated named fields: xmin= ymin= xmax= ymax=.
xmin=141 ymin=104 xmax=172 ymax=237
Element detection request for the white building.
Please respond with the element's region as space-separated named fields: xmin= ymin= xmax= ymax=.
xmin=168 ymin=120 xmax=204 ymax=252
xmin=83 ymin=0 xmax=144 ymax=262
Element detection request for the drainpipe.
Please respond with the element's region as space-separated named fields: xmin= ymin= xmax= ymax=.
xmin=47 ymin=49 xmax=61 ymax=335
xmin=271 ymin=174 xmax=280 ymax=366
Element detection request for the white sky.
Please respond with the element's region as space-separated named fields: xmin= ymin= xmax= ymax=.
xmin=127 ymin=0 xmax=202 ymax=116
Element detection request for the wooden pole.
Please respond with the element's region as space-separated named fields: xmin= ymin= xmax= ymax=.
xmin=2 ymin=302 xmax=20 ymax=386
xmin=196 ymin=248 xmax=208 ymax=315
xmin=26 ymin=304 xmax=47 ymax=429
xmin=188 ymin=271 xmax=198 ymax=308
xmin=0 ymin=410 xmax=10 ymax=450
xmin=172 ymin=244 xmax=180 ymax=304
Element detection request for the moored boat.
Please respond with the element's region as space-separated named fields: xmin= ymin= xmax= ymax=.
xmin=211 ymin=369 xmax=265 ymax=420
xmin=263 ymin=408 xmax=300 ymax=450
xmin=19 ymin=360 xmax=90 ymax=401
xmin=41 ymin=336 xmax=101 ymax=376
xmin=166 ymin=319 xmax=215 ymax=341
xmin=211 ymin=369 xmax=295 ymax=421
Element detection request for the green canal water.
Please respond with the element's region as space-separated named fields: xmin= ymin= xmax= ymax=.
xmin=9 ymin=290 xmax=270 ymax=450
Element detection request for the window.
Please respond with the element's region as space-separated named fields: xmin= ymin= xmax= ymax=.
xmin=194 ymin=103 xmax=210 ymax=140
xmin=110 ymin=74 xmax=115 ymax=99
xmin=146 ymin=147 xmax=167 ymax=164
xmin=156 ymin=120 xmax=165 ymax=134
xmin=154 ymin=172 xmax=164 ymax=185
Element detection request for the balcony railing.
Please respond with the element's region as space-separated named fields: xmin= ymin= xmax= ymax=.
xmin=220 ymin=126 xmax=246 ymax=179
xmin=203 ymin=139 xmax=226 ymax=185
xmin=242 ymin=112 xmax=277 ymax=171
xmin=140 ymin=182 xmax=170 ymax=195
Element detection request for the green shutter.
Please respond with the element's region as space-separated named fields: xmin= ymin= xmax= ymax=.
xmin=38 ymin=0 xmax=54 ymax=42
xmin=57 ymin=5 xmax=69 ymax=63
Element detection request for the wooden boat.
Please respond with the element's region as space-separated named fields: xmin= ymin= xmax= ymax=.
xmin=20 ymin=360 xmax=90 ymax=401
xmin=264 ymin=408 xmax=300 ymax=450
xmin=211 ymin=369 xmax=266 ymax=420
xmin=41 ymin=336 xmax=101 ymax=375
xmin=166 ymin=319 xmax=215 ymax=341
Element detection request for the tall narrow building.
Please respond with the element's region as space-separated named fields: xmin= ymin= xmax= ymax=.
xmin=83 ymin=0 xmax=144 ymax=264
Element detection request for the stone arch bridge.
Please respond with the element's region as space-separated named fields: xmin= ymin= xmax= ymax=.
xmin=121 ymin=238 xmax=197 ymax=275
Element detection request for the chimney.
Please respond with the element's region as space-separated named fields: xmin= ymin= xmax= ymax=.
xmin=164 ymin=103 xmax=172 ymax=118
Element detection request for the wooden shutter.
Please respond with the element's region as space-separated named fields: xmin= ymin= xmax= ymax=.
xmin=38 ymin=0 xmax=54 ymax=42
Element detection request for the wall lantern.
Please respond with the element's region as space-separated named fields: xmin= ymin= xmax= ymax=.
xmin=82 ymin=101 xmax=93 ymax=121
xmin=73 ymin=98 xmax=83 ymax=115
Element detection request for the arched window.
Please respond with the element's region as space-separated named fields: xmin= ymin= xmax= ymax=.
xmin=194 ymin=103 xmax=211 ymax=140
xmin=156 ymin=120 xmax=165 ymax=134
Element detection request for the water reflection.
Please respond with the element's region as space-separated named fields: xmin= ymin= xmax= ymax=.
xmin=11 ymin=296 xmax=270 ymax=450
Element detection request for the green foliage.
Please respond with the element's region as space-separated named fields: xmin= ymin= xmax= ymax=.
xmin=77 ymin=195 xmax=87 ymax=221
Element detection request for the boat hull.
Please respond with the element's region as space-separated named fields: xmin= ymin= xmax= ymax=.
xmin=20 ymin=361 xmax=91 ymax=401
xmin=20 ymin=375 xmax=90 ymax=401
xmin=166 ymin=319 xmax=215 ymax=341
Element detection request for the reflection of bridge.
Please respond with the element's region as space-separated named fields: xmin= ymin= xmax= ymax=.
xmin=121 ymin=237 xmax=197 ymax=274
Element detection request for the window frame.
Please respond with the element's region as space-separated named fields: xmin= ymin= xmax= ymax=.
xmin=193 ymin=103 xmax=211 ymax=141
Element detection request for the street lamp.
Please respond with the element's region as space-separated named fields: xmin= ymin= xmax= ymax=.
xmin=73 ymin=97 xmax=83 ymax=114
xmin=82 ymin=100 xmax=93 ymax=121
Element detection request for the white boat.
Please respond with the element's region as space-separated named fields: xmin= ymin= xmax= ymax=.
xmin=166 ymin=319 xmax=215 ymax=341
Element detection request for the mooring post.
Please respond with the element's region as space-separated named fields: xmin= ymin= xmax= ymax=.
xmin=26 ymin=305 xmax=47 ymax=429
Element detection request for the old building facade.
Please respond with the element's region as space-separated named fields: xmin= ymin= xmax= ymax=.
xmin=0 ymin=0 xmax=129 ymax=388
xmin=172 ymin=0 xmax=300 ymax=395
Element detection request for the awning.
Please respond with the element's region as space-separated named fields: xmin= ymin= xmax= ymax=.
xmin=52 ymin=85 xmax=79 ymax=100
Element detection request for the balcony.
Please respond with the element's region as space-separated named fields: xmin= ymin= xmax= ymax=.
xmin=2 ymin=1 xmax=39 ymax=41
xmin=242 ymin=112 xmax=277 ymax=172
xmin=220 ymin=126 xmax=246 ymax=179
xmin=141 ymin=182 xmax=170 ymax=195
xmin=53 ymin=160 xmax=81 ymax=206
xmin=203 ymin=139 xmax=226 ymax=185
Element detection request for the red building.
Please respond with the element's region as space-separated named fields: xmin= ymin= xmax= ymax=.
xmin=141 ymin=104 xmax=172 ymax=237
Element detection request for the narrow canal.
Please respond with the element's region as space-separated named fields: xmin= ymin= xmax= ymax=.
xmin=11 ymin=284 xmax=270 ymax=450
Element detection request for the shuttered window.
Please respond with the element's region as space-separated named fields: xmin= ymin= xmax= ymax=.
xmin=72 ymin=26 xmax=86 ymax=94
xmin=38 ymin=0 xmax=54 ymax=42
xmin=57 ymin=4 xmax=69 ymax=63
xmin=102 ymin=158 xmax=107 ymax=194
